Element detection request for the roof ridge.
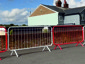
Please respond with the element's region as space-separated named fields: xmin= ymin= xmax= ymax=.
xmin=41 ymin=4 xmax=57 ymax=12
xmin=42 ymin=4 xmax=65 ymax=13
xmin=41 ymin=4 xmax=54 ymax=6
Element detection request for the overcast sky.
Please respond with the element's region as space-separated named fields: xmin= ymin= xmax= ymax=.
xmin=0 ymin=0 xmax=85 ymax=25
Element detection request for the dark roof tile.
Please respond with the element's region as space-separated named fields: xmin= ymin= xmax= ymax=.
xmin=42 ymin=4 xmax=85 ymax=15
xmin=42 ymin=4 xmax=65 ymax=13
xmin=64 ymin=6 xmax=85 ymax=15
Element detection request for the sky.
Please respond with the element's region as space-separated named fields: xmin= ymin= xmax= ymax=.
xmin=0 ymin=0 xmax=85 ymax=25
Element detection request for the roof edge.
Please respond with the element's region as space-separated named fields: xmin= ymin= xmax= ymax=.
xmin=41 ymin=4 xmax=57 ymax=13
xmin=80 ymin=7 xmax=85 ymax=13
xmin=29 ymin=4 xmax=57 ymax=17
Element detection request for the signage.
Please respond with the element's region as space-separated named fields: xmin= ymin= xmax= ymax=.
xmin=0 ymin=28 xmax=5 ymax=35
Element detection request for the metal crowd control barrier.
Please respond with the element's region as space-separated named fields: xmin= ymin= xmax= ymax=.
xmin=52 ymin=25 xmax=84 ymax=50
xmin=8 ymin=26 xmax=52 ymax=57
xmin=83 ymin=26 xmax=85 ymax=45
xmin=0 ymin=26 xmax=7 ymax=60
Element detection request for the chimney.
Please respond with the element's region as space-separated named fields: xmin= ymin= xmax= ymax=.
xmin=55 ymin=0 xmax=62 ymax=7
xmin=64 ymin=0 xmax=69 ymax=8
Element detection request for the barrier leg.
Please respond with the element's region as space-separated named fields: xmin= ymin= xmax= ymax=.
xmin=0 ymin=58 xmax=1 ymax=60
xmin=42 ymin=46 xmax=51 ymax=52
xmin=80 ymin=43 xmax=84 ymax=47
xmin=76 ymin=43 xmax=84 ymax=47
xmin=54 ymin=45 xmax=62 ymax=50
xmin=11 ymin=50 xmax=18 ymax=57
xmin=54 ymin=45 xmax=57 ymax=50
xmin=58 ymin=45 xmax=62 ymax=50
xmin=10 ymin=51 xmax=13 ymax=55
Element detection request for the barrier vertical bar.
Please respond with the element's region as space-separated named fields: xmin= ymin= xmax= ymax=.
xmin=83 ymin=26 xmax=85 ymax=45
xmin=0 ymin=58 xmax=1 ymax=60
xmin=0 ymin=26 xmax=8 ymax=60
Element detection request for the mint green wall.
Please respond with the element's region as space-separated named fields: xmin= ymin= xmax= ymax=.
xmin=28 ymin=13 xmax=58 ymax=26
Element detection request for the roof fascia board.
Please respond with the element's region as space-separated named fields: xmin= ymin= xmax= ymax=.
xmin=80 ymin=8 xmax=85 ymax=13
xmin=65 ymin=13 xmax=80 ymax=16
xmin=41 ymin=4 xmax=57 ymax=13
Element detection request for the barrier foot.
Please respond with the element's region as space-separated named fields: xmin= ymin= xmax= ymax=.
xmin=54 ymin=45 xmax=62 ymax=50
xmin=11 ymin=50 xmax=19 ymax=57
xmin=76 ymin=43 xmax=84 ymax=47
xmin=42 ymin=46 xmax=51 ymax=52
xmin=54 ymin=45 xmax=57 ymax=50
xmin=58 ymin=45 xmax=62 ymax=50
xmin=0 ymin=58 xmax=1 ymax=60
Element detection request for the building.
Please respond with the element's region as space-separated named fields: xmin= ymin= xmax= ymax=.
xmin=28 ymin=0 xmax=85 ymax=25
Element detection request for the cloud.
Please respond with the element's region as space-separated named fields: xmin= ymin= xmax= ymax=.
xmin=0 ymin=8 xmax=30 ymax=25
xmin=53 ymin=0 xmax=85 ymax=8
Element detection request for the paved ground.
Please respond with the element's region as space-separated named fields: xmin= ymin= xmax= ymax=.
xmin=0 ymin=44 xmax=85 ymax=64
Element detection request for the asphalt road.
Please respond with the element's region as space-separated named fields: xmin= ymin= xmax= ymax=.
xmin=0 ymin=44 xmax=85 ymax=64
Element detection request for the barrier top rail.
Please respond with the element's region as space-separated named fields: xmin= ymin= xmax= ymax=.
xmin=52 ymin=25 xmax=83 ymax=28
xmin=8 ymin=25 xmax=51 ymax=28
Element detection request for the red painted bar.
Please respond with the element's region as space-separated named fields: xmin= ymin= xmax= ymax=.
xmin=0 ymin=26 xmax=7 ymax=60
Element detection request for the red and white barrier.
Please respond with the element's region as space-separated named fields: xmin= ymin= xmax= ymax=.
xmin=0 ymin=26 xmax=7 ymax=60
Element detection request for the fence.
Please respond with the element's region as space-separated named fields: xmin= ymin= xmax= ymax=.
xmin=52 ymin=25 xmax=84 ymax=50
xmin=8 ymin=26 xmax=52 ymax=57
xmin=0 ymin=26 xmax=7 ymax=60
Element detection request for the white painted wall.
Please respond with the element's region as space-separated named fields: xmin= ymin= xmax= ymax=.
xmin=64 ymin=14 xmax=80 ymax=25
xmin=28 ymin=13 xmax=58 ymax=26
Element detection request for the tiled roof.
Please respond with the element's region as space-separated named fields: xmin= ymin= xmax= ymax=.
xmin=42 ymin=4 xmax=85 ymax=15
xmin=42 ymin=4 xmax=65 ymax=13
xmin=64 ymin=6 xmax=85 ymax=15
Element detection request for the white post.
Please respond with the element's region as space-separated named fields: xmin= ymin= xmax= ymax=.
xmin=42 ymin=46 xmax=51 ymax=52
xmin=10 ymin=50 xmax=19 ymax=57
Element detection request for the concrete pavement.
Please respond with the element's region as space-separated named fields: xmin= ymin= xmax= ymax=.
xmin=0 ymin=44 xmax=85 ymax=64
